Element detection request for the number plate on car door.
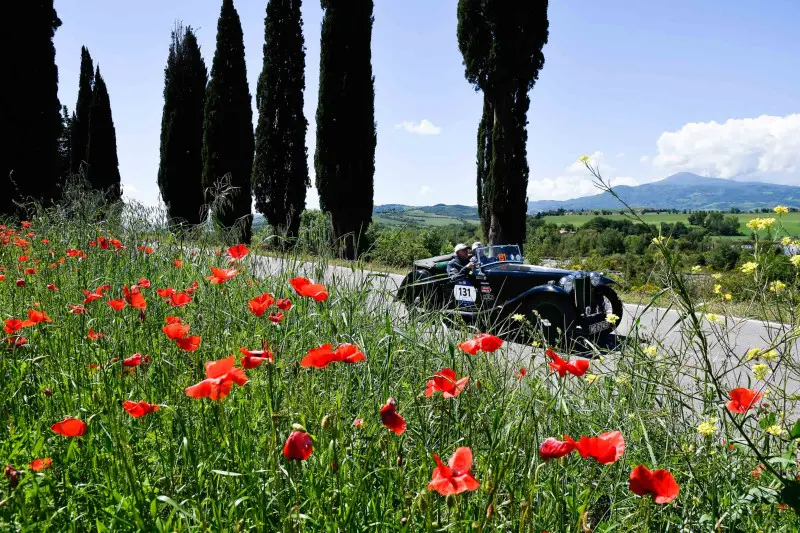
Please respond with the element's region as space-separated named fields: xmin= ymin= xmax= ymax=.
xmin=453 ymin=285 xmax=477 ymax=303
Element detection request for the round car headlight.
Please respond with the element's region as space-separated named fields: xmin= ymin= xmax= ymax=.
xmin=558 ymin=274 xmax=575 ymax=293
xmin=589 ymin=271 xmax=602 ymax=286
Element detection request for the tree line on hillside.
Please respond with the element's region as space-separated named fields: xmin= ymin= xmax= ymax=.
xmin=2 ymin=0 xmax=550 ymax=258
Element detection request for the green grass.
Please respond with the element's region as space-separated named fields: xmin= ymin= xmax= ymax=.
xmin=543 ymin=212 xmax=800 ymax=237
xmin=375 ymin=209 xmax=480 ymax=227
xmin=2 ymin=203 xmax=800 ymax=531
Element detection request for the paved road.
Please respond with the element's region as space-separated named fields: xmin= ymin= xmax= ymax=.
xmin=251 ymin=254 xmax=799 ymax=393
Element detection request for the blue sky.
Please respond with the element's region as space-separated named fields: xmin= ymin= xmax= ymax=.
xmin=54 ymin=0 xmax=800 ymax=209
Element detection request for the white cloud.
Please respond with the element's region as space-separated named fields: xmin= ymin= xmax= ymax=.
xmin=651 ymin=114 xmax=800 ymax=178
xmin=639 ymin=155 xmax=650 ymax=164
xmin=122 ymin=182 xmax=141 ymax=201
xmin=395 ymin=119 xmax=442 ymax=136
xmin=529 ymin=149 xmax=640 ymax=201
xmin=419 ymin=185 xmax=433 ymax=195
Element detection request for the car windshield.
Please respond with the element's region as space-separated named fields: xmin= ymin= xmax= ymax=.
xmin=475 ymin=245 xmax=523 ymax=266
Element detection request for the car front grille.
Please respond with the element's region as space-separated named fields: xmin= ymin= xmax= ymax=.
xmin=573 ymin=275 xmax=594 ymax=317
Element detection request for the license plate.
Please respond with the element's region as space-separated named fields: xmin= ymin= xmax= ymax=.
xmin=589 ymin=321 xmax=610 ymax=334
xmin=453 ymin=285 xmax=477 ymax=303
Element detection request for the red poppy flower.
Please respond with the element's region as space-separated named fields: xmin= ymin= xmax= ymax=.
xmin=82 ymin=289 xmax=103 ymax=304
xmin=137 ymin=245 xmax=154 ymax=254
xmin=380 ymin=398 xmax=406 ymax=435
xmin=165 ymin=315 xmax=182 ymax=324
xmin=123 ymin=285 xmax=146 ymax=309
xmin=546 ymin=349 xmax=590 ymax=377
xmin=185 ymin=356 xmax=248 ymax=400
xmin=427 ymin=447 xmax=480 ymax=496
xmin=0 ymin=275 xmax=4 ymax=282
xmin=107 ymin=298 xmax=127 ymax=311
xmin=283 ymin=430 xmax=313 ymax=461
xmin=15 ymin=278 xmax=25 ymax=287
xmin=156 ymin=287 xmax=176 ymax=298
xmin=23 ymin=267 xmax=36 ymax=275
xmin=7 ymin=336 xmax=27 ymax=347
xmin=539 ymin=437 xmax=576 ymax=460
xmin=726 ymin=388 xmax=763 ymax=413
xmin=122 ymin=353 xmax=144 ymax=367
xmin=18 ymin=255 xmax=28 ymax=262
xmin=163 ymin=322 xmax=190 ymax=340
xmin=268 ymin=311 xmax=284 ymax=323
xmin=173 ymin=259 xmax=183 ymax=268
xmin=240 ymin=346 xmax=274 ymax=368
xmin=87 ymin=328 xmax=106 ymax=341
xmin=168 ymin=292 xmax=192 ymax=307
xmin=123 ymin=400 xmax=160 ymax=418
xmin=425 ymin=368 xmax=470 ymax=398
xmin=47 ymin=283 xmax=57 ymax=291
xmin=227 ymin=244 xmax=250 ymax=260
xmin=29 ymin=457 xmax=52 ymax=471
xmin=565 ymin=431 xmax=625 ymax=465
xmin=248 ymin=293 xmax=274 ymax=317
xmin=21 ymin=221 xmax=31 ymax=229
xmin=300 ymin=343 xmax=366 ymax=368
xmin=26 ymin=309 xmax=51 ymax=324
xmin=51 ymin=417 xmax=86 ymax=437
xmin=458 ymin=333 xmax=503 ymax=355
xmin=184 ymin=281 xmax=199 ymax=295
xmin=137 ymin=278 xmax=150 ymax=288
xmin=276 ymin=298 xmax=292 ymax=311
xmin=4 ymin=318 xmax=26 ymax=334
xmin=289 ymin=277 xmax=329 ymax=302
xmin=515 ymin=368 xmax=528 ymax=380
xmin=68 ymin=304 xmax=87 ymax=314
xmin=353 ymin=418 xmax=364 ymax=427
xmin=175 ymin=335 xmax=201 ymax=352
xmin=629 ymin=465 xmax=680 ymax=504
xmin=206 ymin=267 xmax=238 ymax=284
xmin=66 ymin=249 xmax=82 ymax=257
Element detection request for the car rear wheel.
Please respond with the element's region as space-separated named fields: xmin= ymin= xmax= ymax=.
xmin=526 ymin=293 xmax=577 ymax=348
xmin=397 ymin=270 xmax=433 ymax=309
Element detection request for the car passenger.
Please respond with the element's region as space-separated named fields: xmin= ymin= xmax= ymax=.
xmin=448 ymin=243 xmax=474 ymax=279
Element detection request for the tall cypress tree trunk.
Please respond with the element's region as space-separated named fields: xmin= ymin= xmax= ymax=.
xmin=71 ymin=47 xmax=94 ymax=175
xmin=86 ymin=69 xmax=121 ymax=201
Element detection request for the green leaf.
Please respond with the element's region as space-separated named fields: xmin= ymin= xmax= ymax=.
xmin=211 ymin=469 xmax=242 ymax=477
xmin=789 ymin=419 xmax=800 ymax=440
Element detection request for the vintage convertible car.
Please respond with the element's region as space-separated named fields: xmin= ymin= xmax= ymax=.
xmin=396 ymin=244 xmax=623 ymax=345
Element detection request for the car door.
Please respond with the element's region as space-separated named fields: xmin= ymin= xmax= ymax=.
xmin=450 ymin=278 xmax=481 ymax=309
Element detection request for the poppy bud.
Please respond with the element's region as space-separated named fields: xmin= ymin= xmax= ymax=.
xmin=4 ymin=465 xmax=19 ymax=489
xmin=400 ymin=517 xmax=407 ymax=527
xmin=397 ymin=455 xmax=403 ymax=466
xmin=291 ymin=422 xmax=307 ymax=432
xmin=475 ymin=380 xmax=483 ymax=390
xmin=329 ymin=461 xmax=338 ymax=473
xmin=321 ymin=415 xmax=330 ymax=430
xmin=43 ymin=387 xmax=52 ymax=397
xmin=16 ymin=278 xmax=25 ymax=287
xmin=139 ymin=309 xmax=146 ymax=322
xmin=486 ymin=504 xmax=494 ymax=518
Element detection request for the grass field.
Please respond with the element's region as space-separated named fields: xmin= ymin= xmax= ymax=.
xmin=2 ymin=204 xmax=800 ymax=531
xmin=543 ymin=212 xmax=800 ymax=236
xmin=374 ymin=209 xmax=480 ymax=227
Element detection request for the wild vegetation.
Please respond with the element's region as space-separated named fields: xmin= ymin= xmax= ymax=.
xmin=3 ymin=186 xmax=800 ymax=530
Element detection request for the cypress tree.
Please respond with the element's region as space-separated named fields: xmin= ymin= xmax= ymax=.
xmin=202 ymin=0 xmax=255 ymax=243
xmin=252 ymin=0 xmax=309 ymax=240
xmin=55 ymin=105 xmax=72 ymax=188
xmin=70 ymin=46 xmax=94 ymax=175
xmin=0 ymin=0 xmax=63 ymax=216
xmin=457 ymin=0 xmax=549 ymax=248
xmin=314 ymin=0 xmax=376 ymax=259
xmin=86 ymin=68 xmax=122 ymax=201
xmin=158 ymin=24 xmax=208 ymax=226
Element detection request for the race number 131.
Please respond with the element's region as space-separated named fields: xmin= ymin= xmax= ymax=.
xmin=453 ymin=285 xmax=476 ymax=303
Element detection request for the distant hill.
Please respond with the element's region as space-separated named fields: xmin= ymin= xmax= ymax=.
xmin=527 ymin=173 xmax=800 ymax=212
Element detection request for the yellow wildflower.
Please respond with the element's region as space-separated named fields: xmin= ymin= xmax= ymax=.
xmin=724 ymin=293 xmax=732 ymax=301
xmin=762 ymin=349 xmax=778 ymax=362
xmin=572 ymin=264 xmax=582 ymax=270
xmin=531 ymin=340 xmax=541 ymax=348
xmin=578 ymin=154 xmax=589 ymax=163
xmin=752 ymin=363 xmax=770 ymax=381
xmin=792 ymin=255 xmax=800 ymax=268
xmin=746 ymin=219 xmax=763 ymax=231
xmin=606 ymin=313 xmax=619 ymax=325
xmin=741 ymin=262 xmax=757 ymax=274
xmin=769 ymin=280 xmax=786 ymax=293
xmin=697 ymin=418 xmax=718 ymax=437
xmin=713 ymin=284 xmax=722 ymax=294
xmin=615 ymin=375 xmax=629 ymax=385
xmin=644 ymin=345 xmax=658 ymax=356
xmin=774 ymin=205 xmax=789 ymax=215
xmin=706 ymin=313 xmax=724 ymax=324
xmin=511 ymin=313 xmax=525 ymax=322
xmin=746 ymin=348 xmax=762 ymax=361
xmin=691 ymin=265 xmax=702 ymax=274
xmin=781 ymin=237 xmax=792 ymax=246
xmin=652 ymin=236 xmax=665 ymax=246
xmin=765 ymin=425 xmax=787 ymax=437
xmin=711 ymin=273 xmax=723 ymax=280
xmin=585 ymin=374 xmax=601 ymax=384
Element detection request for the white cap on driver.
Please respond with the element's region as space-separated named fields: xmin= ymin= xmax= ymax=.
xmin=454 ymin=243 xmax=468 ymax=253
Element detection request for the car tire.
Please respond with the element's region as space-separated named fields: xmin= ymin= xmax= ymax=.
xmin=397 ymin=270 xmax=432 ymax=309
xmin=593 ymin=285 xmax=623 ymax=331
xmin=526 ymin=293 xmax=577 ymax=348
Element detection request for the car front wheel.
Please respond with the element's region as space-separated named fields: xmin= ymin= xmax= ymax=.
xmin=527 ymin=293 xmax=577 ymax=348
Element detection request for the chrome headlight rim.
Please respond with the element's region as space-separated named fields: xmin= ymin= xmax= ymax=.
xmin=558 ymin=274 xmax=575 ymax=293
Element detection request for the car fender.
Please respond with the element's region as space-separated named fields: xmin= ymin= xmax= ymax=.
xmin=503 ymin=283 xmax=571 ymax=307
xmin=592 ymin=274 xmax=616 ymax=286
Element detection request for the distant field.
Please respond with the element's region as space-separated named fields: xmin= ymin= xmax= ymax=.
xmin=542 ymin=212 xmax=800 ymax=237
xmin=374 ymin=209 xmax=480 ymax=227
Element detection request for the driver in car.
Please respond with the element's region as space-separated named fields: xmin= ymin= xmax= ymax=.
xmin=448 ymin=243 xmax=474 ymax=279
